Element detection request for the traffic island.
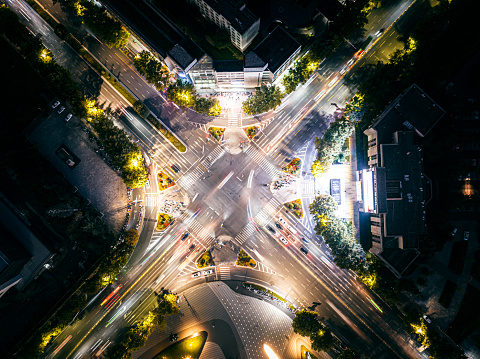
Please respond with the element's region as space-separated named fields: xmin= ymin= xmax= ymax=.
xmin=157 ymin=172 xmax=175 ymax=191
xmin=156 ymin=212 xmax=174 ymax=231
xmin=196 ymin=250 xmax=214 ymax=268
xmin=153 ymin=331 xmax=207 ymax=359
xmin=243 ymin=125 xmax=259 ymax=140
xmin=235 ymin=248 xmax=257 ymax=268
xmin=282 ymin=158 xmax=301 ymax=176
xmin=209 ymin=126 xmax=225 ymax=141
xmin=223 ymin=127 xmax=248 ymax=155
xmin=284 ymin=199 xmax=304 ymax=218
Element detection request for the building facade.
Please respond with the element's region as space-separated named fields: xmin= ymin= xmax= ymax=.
xmin=357 ymin=84 xmax=445 ymax=277
xmin=191 ymin=0 xmax=260 ymax=52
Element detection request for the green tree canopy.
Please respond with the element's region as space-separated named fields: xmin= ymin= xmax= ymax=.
xmin=167 ymin=79 xmax=196 ymax=107
xmin=133 ymin=100 xmax=149 ymax=118
xmin=292 ymin=310 xmax=322 ymax=337
xmin=242 ymin=85 xmax=284 ymax=115
xmin=133 ymin=51 xmax=172 ymax=90
xmin=310 ymin=326 xmax=334 ymax=352
xmin=194 ymin=97 xmax=222 ymax=116
xmin=338 ymin=349 xmax=359 ymax=359
xmin=123 ymin=229 xmax=140 ymax=247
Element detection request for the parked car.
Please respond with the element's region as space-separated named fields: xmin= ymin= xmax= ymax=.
xmin=187 ymin=244 xmax=196 ymax=252
xmin=57 ymin=106 xmax=65 ymax=114
xmin=171 ymin=164 xmax=180 ymax=173
xmin=451 ymin=228 xmax=458 ymax=237
xmin=145 ymin=179 xmax=150 ymax=189
xmin=65 ymin=113 xmax=72 ymax=121
xmin=464 ymin=231 xmax=470 ymax=241
xmin=422 ymin=315 xmax=432 ymax=324
xmin=300 ymin=247 xmax=309 ymax=255
xmin=203 ymin=269 xmax=214 ymax=275
xmin=169 ymin=334 xmax=179 ymax=342
xmin=192 ymin=272 xmax=201 ymax=278
xmin=280 ymin=237 xmax=288 ymax=245
xmin=278 ymin=217 xmax=286 ymax=225
xmin=275 ymin=222 xmax=283 ymax=230
xmin=301 ymin=237 xmax=309 ymax=243
xmin=52 ymin=100 xmax=60 ymax=109
xmin=266 ymin=225 xmax=276 ymax=234
xmin=181 ymin=232 xmax=189 ymax=241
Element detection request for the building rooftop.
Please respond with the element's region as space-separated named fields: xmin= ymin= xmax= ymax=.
xmin=315 ymin=0 xmax=343 ymax=21
xmin=167 ymin=38 xmax=206 ymax=72
xmin=214 ymin=60 xmax=244 ymax=72
xmin=204 ymin=0 xmax=258 ymax=34
xmin=369 ymin=84 xmax=446 ymax=145
xmin=250 ymin=26 xmax=300 ymax=74
xmin=243 ymin=51 xmax=266 ymax=69
xmin=381 ymin=131 xmax=426 ymax=242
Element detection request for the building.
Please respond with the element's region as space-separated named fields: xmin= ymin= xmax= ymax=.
xmin=191 ymin=0 xmax=260 ymax=52
xmin=358 ymin=84 xmax=445 ymax=277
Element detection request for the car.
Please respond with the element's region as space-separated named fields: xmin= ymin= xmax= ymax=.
xmin=181 ymin=232 xmax=189 ymax=241
xmin=52 ymin=101 xmax=60 ymax=109
xmin=300 ymin=246 xmax=309 ymax=255
xmin=278 ymin=217 xmax=286 ymax=225
xmin=301 ymin=237 xmax=309 ymax=243
xmin=169 ymin=334 xmax=179 ymax=342
xmin=451 ymin=228 xmax=457 ymax=236
xmin=374 ymin=29 xmax=384 ymax=37
xmin=280 ymin=237 xmax=288 ymax=245
xmin=57 ymin=106 xmax=65 ymax=114
xmin=287 ymin=225 xmax=298 ymax=235
xmin=192 ymin=271 xmax=201 ymax=278
xmin=65 ymin=113 xmax=72 ymax=121
xmin=275 ymin=222 xmax=283 ymax=230
xmin=464 ymin=231 xmax=470 ymax=241
xmin=422 ymin=315 xmax=432 ymax=324
xmin=145 ymin=179 xmax=150 ymax=189
xmin=203 ymin=269 xmax=214 ymax=275
xmin=266 ymin=225 xmax=276 ymax=234
xmin=171 ymin=164 xmax=180 ymax=173
xmin=187 ymin=244 xmax=196 ymax=252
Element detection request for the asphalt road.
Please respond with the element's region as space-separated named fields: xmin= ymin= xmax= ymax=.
xmin=4 ymin=0 xmax=435 ymax=357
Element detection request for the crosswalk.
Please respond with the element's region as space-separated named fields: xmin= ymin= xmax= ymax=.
xmin=244 ymin=144 xmax=279 ymax=178
xmin=235 ymin=197 xmax=283 ymax=245
xmin=256 ymin=262 xmax=276 ymax=275
xmin=189 ymin=219 xmax=214 ymax=245
xmin=218 ymin=266 xmax=231 ymax=280
xmin=227 ymin=113 xmax=241 ymax=127
xmin=302 ymin=181 xmax=315 ymax=196
xmin=177 ymin=146 xmax=225 ymax=190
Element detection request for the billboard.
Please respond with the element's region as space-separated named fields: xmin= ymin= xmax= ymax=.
xmin=330 ymin=179 xmax=341 ymax=205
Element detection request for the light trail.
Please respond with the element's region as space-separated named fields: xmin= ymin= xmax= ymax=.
xmin=100 ymin=284 xmax=123 ymax=306
xmin=105 ymin=306 xmax=126 ymax=328
xmin=217 ymin=171 xmax=234 ymax=190
xmin=52 ymin=335 xmax=72 ymax=357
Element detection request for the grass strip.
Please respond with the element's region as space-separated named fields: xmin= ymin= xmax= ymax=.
xmin=146 ymin=115 xmax=187 ymax=152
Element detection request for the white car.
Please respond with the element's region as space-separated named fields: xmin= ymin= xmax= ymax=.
xmin=192 ymin=272 xmax=201 ymax=278
xmin=57 ymin=106 xmax=65 ymax=114
xmin=65 ymin=113 xmax=72 ymax=121
xmin=280 ymin=237 xmax=288 ymax=245
xmin=203 ymin=269 xmax=214 ymax=275
xmin=423 ymin=315 xmax=432 ymax=324
xmin=278 ymin=217 xmax=286 ymax=225
xmin=52 ymin=100 xmax=60 ymax=109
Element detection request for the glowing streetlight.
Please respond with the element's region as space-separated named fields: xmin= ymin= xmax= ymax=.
xmin=263 ymin=344 xmax=279 ymax=359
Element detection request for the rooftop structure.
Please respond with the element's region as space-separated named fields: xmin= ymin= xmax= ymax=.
xmin=192 ymin=0 xmax=260 ymax=52
xmin=359 ymin=85 xmax=445 ymax=277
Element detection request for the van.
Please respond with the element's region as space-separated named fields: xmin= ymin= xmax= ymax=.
xmin=288 ymin=225 xmax=297 ymax=234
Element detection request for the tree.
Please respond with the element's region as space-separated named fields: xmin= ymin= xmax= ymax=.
xmin=310 ymin=326 xmax=334 ymax=352
xmin=292 ymin=310 xmax=321 ymax=337
xmin=133 ymin=100 xmax=149 ymax=118
xmin=338 ymin=349 xmax=359 ymax=359
xmin=156 ymin=293 xmax=180 ymax=316
xmin=167 ymin=79 xmax=196 ymax=107
xmin=123 ymin=229 xmax=139 ymax=247
xmin=133 ymin=51 xmax=171 ymax=90
xmin=194 ymin=97 xmax=222 ymax=116
xmin=242 ymin=85 xmax=284 ymax=115
xmin=105 ymin=343 xmax=131 ymax=359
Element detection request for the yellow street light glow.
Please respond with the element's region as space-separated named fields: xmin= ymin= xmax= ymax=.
xmin=263 ymin=344 xmax=279 ymax=359
xmin=131 ymin=159 xmax=138 ymax=167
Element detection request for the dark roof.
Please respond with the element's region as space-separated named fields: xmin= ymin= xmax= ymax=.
xmin=168 ymin=38 xmax=206 ymax=72
xmin=371 ymin=84 xmax=445 ymax=145
xmin=214 ymin=60 xmax=244 ymax=72
xmin=100 ymin=0 xmax=184 ymax=56
xmin=315 ymin=0 xmax=343 ymax=21
xmin=244 ymin=51 xmax=266 ymax=69
xmin=380 ymin=132 xmax=426 ymax=244
xmin=379 ymin=247 xmax=419 ymax=277
xmin=251 ymin=26 xmax=300 ymax=74
xmin=203 ymin=0 xmax=258 ymax=34
xmin=374 ymin=167 xmax=387 ymax=213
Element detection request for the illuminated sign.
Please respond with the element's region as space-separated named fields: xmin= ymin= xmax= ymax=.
xmin=362 ymin=169 xmax=375 ymax=212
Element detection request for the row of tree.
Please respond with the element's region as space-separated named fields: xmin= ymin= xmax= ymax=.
xmin=64 ymin=0 xmax=129 ymax=49
xmin=105 ymin=293 xmax=180 ymax=359
xmin=292 ymin=310 xmax=334 ymax=352
xmin=311 ymin=117 xmax=354 ymax=177
xmin=281 ymin=57 xmax=320 ymax=95
xmin=241 ymin=85 xmax=284 ymax=115
xmin=309 ymin=194 xmax=367 ymax=271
